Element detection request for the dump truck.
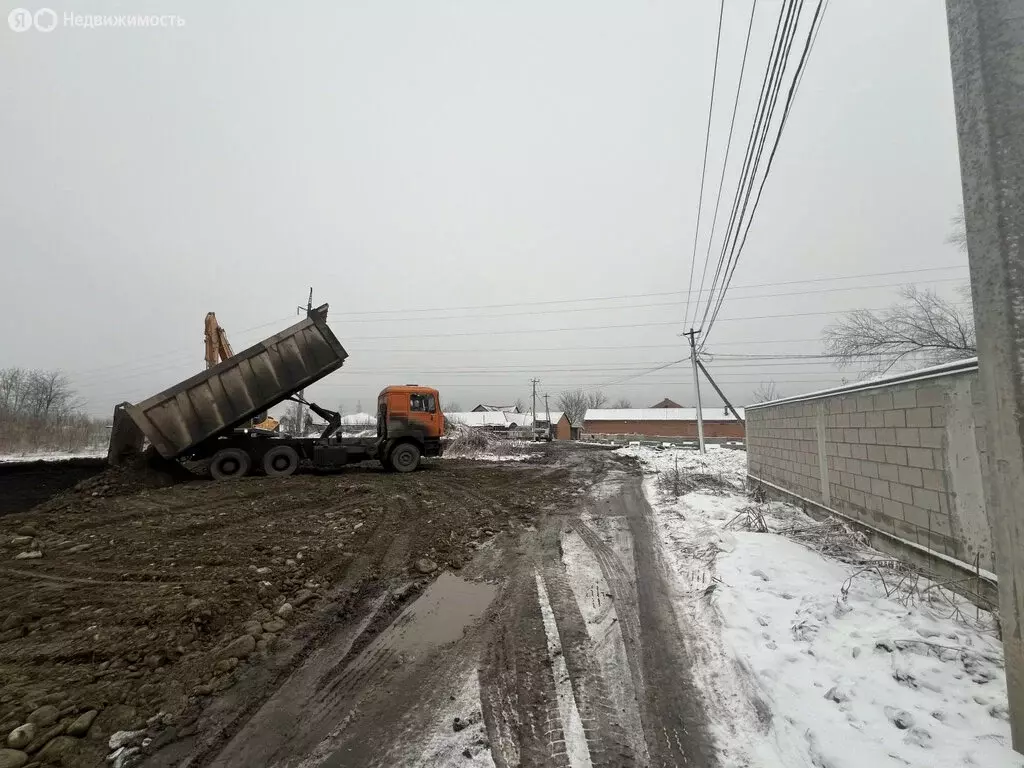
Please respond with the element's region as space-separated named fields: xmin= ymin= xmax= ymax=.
xmin=107 ymin=305 xmax=444 ymax=478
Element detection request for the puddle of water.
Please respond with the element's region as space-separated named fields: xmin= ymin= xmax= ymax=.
xmin=391 ymin=572 xmax=497 ymax=652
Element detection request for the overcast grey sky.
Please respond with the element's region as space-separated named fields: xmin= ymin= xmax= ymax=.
xmin=1 ymin=0 xmax=967 ymax=417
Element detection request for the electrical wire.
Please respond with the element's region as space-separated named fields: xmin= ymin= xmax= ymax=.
xmin=329 ymin=276 xmax=966 ymax=325
xmin=696 ymin=0 xmax=799 ymax=334
xmin=701 ymin=0 xmax=830 ymax=345
xmin=324 ymin=267 xmax=966 ymax=318
xmin=692 ymin=0 xmax=758 ymax=330
xmin=684 ymin=0 xmax=727 ymax=328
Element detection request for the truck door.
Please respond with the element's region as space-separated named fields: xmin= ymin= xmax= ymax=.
xmin=408 ymin=391 xmax=440 ymax=438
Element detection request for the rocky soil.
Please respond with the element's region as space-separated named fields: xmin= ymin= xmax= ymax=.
xmin=0 ymin=454 xmax=572 ymax=767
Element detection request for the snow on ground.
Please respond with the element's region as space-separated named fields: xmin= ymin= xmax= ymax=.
xmin=442 ymin=436 xmax=535 ymax=462
xmin=408 ymin=669 xmax=495 ymax=768
xmin=621 ymin=445 xmax=1022 ymax=768
xmin=0 ymin=449 xmax=105 ymax=463
xmin=441 ymin=450 xmax=532 ymax=463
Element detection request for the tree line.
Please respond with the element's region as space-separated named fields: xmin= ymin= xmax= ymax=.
xmin=0 ymin=368 xmax=107 ymax=454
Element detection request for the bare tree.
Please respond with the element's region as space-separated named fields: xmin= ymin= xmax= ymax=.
xmin=947 ymin=205 xmax=968 ymax=253
xmin=0 ymin=367 xmax=105 ymax=453
xmin=279 ymin=412 xmax=297 ymax=434
xmin=557 ymin=388 xmax=590 ymax=426
xmin=587 ymin=391 xmax=608 ymax=409
xmin=611 ymin=397 xmax=633 ymax=408
xmin=28 ymin=370 xmax=75 ymax=419
xmin=513 ymin=398 xmax=525 ymax=413
xmin=823 ymin=285 xmax=976 ymax=374
xmin=440 ymin=400 xmax=461 ymax=413
xmin=751 ymin=381 xmax=779 ymax=404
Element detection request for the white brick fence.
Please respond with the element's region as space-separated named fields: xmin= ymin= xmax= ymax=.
xmin=745 ymin=359 xmax=994 ymax=599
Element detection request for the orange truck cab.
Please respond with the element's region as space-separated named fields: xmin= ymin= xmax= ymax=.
xmin=376 ymin=385 xmax=445 ymax=472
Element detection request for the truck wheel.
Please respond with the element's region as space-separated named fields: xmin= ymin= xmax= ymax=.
xmin=390 ymin=443 xmax=421 ymax=473
xmin=210 ymin=448 xmax=251 ymax=480
xmin=263 ymin=445 xmax=299 ymax=477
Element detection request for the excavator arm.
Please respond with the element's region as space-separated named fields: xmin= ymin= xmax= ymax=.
xmin=204 ymin=312 xmax=234 ymax=369
xmin=205 ymin=312 xmax=277 ymax=431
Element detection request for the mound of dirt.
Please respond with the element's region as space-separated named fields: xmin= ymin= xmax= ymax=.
xmin=0 ymin=453 xmax=574 ymax=767
xmin=38 ymin=449 xmax=200 ymax=512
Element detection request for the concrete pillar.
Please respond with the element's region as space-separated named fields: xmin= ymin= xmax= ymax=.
xmin=945 ymin=0 xmax=1024 ymax=750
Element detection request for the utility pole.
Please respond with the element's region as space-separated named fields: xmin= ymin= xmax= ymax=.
xmin=294 ymin=288 xmax=313 ymax=434
xmin=684 ymin=328 xmax=706 ymax=454
xmin=531 ymin=378 xmax=540 ymax=439
xmin=946 ymin=0 xmax=1024 ymax=750
xmin=544 ymin=393 xmax=551 ymax=439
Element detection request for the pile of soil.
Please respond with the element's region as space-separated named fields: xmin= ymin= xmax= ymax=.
xmin=0 ymin=456 xmax=575 ymax=767
xmin=0 ymin=459 xmax=106 ymax=517
xmin=37 ymin=450 xmax=199 ymax=512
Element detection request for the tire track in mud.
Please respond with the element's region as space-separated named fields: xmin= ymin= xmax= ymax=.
xmin=563 ymin=461 xmax=717 ymax=768
xmin=479 ymin=569 xmax=573 ymax=768
xmin=620 ymin=478 xmax=716 ymax=768
xmin=565 ymin=517 xmax=645 ymax=695
xmin=540 ymin=522 xmax=637 ymax=768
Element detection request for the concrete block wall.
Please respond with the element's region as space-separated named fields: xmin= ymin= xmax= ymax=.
xmin=747 ymin=361 xmax=993 ymax=573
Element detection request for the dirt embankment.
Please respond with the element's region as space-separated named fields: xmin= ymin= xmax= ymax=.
xmin=0 ymin=459 xmax=106 ymax=517
xmin=0 ymin=455 xmax=573 ymax=767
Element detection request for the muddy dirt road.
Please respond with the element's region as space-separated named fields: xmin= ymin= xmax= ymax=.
xmin=0 ymin=446 xmax=718 ymax=767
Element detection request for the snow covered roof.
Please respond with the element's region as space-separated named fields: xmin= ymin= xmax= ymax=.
xmin=446 ymin=411 xmax=517 ymax=427
xmin=339 ymin=412 xmax=376 ymax=425
xmin=522 ymin=411 xmax=565 ymax=424
xmin=472 ymin=404 xmax=518 ymax=412
xmin=584 ymin=407 xmax=744 ymax=422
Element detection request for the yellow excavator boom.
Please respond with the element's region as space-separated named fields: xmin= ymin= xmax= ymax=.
xmin=204 ymin=312 xmax=278 ymax=432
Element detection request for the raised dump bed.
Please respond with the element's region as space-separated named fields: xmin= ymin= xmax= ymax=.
xmin=109 ymin=305 xmax=347 ymax=460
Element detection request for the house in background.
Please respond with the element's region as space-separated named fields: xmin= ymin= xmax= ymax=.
xmin=521 ymin=411 xmax=570 ymax=440
xmin=471 ymin=404 xmax=520 ymax=413
xmin=338 ymin=412 xmax=377 ymax=437
xmin=583 ymin=407 xmax=745 ymax=440
xmin=650 ymin=397 xmax=683 ymax=409
xmin=446 ymin=411 xmax=518 ymax=430
xmin=448 ymin=410 xmax=572 ymax=439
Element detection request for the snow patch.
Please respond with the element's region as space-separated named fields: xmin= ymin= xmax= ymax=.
xmin=0 ymin=449 xmax=105 ymax=463
xmin=408 ymin=669 xmax=495 ymax=767
xmin=627 ymin=445 xmax=1023 ymax=768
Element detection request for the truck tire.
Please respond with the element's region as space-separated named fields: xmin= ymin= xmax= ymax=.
xmin=389 ymin=442 xmax=421 ymax=473
xmin=210 ymin=448 xmax=252 ymax=480
xmin=263 ymin=445 xmax=299 ymax=477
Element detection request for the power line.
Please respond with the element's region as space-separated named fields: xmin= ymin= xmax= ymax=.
xmin=692 ymin=0 xmax=758 ymax=330
xmin=325 ymin=265 xmax=966 ymax=318
xmin=702 ymin=0 xmax=830 ymax=345
xmin=67 ymin=275 xmax=966 ymax=384
xmin=697 ymin=0 xmax=799 ymax=334
xmin=332 ymin=276 xmax=967 ymax=324
xmin=684 ymin=0 xmax=727 ymax=328
xmin=337 ymin=303 xmax=970 ymax=341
